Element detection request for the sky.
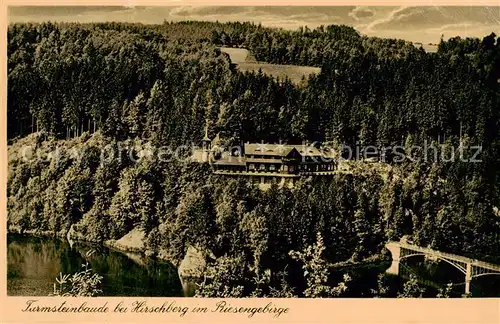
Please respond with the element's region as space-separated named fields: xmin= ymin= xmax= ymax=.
xmin=8 ymin=6 xmax=500 ymax=44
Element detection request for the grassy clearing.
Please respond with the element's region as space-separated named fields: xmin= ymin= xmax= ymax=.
xmin=237 ymin=62 xmax=321 ymax=84
xmin=422 ymin=44 xmax=438 ymax=53
xmin=220 ymin=47 xmax=321 ymax=84
xmin=220 ymin=47 xmax=256 ymax=63
xmin=414 ymin=43 xmax=438 ymax=53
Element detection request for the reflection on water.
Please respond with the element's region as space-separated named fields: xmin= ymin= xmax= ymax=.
xmin=7 ymin=234 xmax=499 ymax=297
xmin=7 ymin=234 xmax=186 ymax=297
xmin=320 ymin=256 xmax=500 ymax=297
xmin=400 ymin=256 xmax=500 ymax=297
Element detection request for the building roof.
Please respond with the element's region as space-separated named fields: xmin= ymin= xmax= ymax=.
xmin=244 ymin=143 xmax=292 ymax=156
xmin=244 ymin=143 xmax=326 ymax=157
xmin=209 ymin=143 xmax=337 ymax=166
xmin=295 ymin=146 xmax=323 ymax=157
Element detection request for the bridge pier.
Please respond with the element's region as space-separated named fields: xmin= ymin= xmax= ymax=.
xmin=465 ymin=263 xmax=471 ymax=295
xmin=385 ymin=242 xmax=401 ymax=275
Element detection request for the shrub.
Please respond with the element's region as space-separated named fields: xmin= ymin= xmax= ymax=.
xmin=50 ymin=250 xmax=103 ymax=297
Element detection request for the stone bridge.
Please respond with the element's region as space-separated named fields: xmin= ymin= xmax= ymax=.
xmin=385 ymin=241 xmax=500 ymax=294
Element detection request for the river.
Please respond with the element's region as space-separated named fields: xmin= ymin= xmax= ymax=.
xmin=7 ymin=234 xmax=500 ymax=297
xmin=7 ymin=234 xmax=191 ymax=297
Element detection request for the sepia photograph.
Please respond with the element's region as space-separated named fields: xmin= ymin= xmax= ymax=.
xmin=6 ymin=4 xmax=500 ymax=302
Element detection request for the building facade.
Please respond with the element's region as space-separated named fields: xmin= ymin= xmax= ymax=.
xmin=210 ymin=143 xmax=337 ymax=186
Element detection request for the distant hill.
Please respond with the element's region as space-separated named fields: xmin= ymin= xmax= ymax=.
xmin=9 ymin=6 xmax=500 ymax=45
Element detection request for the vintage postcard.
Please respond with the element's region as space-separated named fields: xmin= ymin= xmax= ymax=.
xmin=2 ymin=1 xmax=500 ymax=323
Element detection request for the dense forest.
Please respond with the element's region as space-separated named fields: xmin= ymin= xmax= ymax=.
xmin=7 ymin=20 xmax=500 ymax=297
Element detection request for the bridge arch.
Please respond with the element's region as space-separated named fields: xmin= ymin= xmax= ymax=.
xmin=399 ymin=253 xmax=467 ymax=274
xmin=435 ymin=257 xmax=467 ymax=274
xmin=399 ymin=253 xmax=425 ymax=261
xmin=472 ymin=272 xmax=500 ymax=279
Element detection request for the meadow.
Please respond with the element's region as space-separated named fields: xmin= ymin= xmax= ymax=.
xmin=220 ymin=47 xmax=321 ymax=84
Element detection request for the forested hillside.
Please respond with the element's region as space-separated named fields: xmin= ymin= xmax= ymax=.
xmin=7 ymin=21 xmax=500 ymax=296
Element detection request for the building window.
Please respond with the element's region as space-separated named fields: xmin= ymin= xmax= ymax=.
xmin=259 ymin=164 xmax=266 ymax=171
xmin=269 ymin=164 xmax=276 ymax=171
xmin=290 ymin=166 xmax=294 ymax=172
xmin=249 ymin=164 xmax=255 ymax=171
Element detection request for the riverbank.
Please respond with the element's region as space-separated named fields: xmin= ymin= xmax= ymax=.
xmin=8 ymin=224 xmax=208 ymax=285
xmin=9 ymin=225 xmax=152 ymax=256
xmin=7 ymin=226 xmax=67 ymax=239
xmin=103 ymin=227 xmax=145 ymax=254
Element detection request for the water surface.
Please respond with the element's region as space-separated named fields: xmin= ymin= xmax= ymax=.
xmin=7 ymin=234 xmax=500 ymax=297
xmin=7 ymin=234 xmax=185 ymax=297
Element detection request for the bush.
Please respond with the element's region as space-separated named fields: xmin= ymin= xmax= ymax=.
xmin=50 ymin=250 xmax=103 ymax=297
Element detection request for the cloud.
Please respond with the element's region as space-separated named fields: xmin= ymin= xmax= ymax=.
xmin=363 ymin=6 xmax=416 ymax=32
xmin=8 ymin=6 xmax=124 ymax=18
xmin=169 ymin=6 xmax=251 ymax=18
xmin=348 ymin=7 xmax=375 ymax=21
xmin=365 ymin=6 xmax=500 ymax=32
